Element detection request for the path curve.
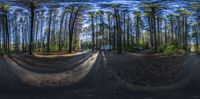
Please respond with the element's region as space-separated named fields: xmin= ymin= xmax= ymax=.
xmin=3 ymin=52 xmax=99 ymax=87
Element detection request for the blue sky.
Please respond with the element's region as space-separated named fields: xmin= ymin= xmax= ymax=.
xmin=3 ymin=0 xmax=199 ymax=43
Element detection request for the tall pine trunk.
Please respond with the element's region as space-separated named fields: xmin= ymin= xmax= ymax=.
xmin=29 ymin=2 xmax=34 ymax=55
xmin=47 ymin=10 xmax=53 ymax=53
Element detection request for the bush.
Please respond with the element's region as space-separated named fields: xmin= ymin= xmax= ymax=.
xmin=51 ymin=44 xmax=59 ymax=51
xmin=136 ymin=43 xmax=149 ymax=49
xmin=177 ymin=49 xmax=186 ymax=54
xmin=124 ymin=43 xmax=148 ymax=52
xmin=163 ymin=45 xmax=178 ymax=56
xmin=157 ymin=46 xmax=165 ymax=53
xmin=124 ymin=45 xmax=136 ymax=52
xmin=198 ymin=52 xmax=200 ymax=55
xmin=0 ymin=49 xmax=4 ymax=55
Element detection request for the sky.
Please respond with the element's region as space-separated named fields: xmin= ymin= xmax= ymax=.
xmin=1 ymin=0 xmax=199 ymax=42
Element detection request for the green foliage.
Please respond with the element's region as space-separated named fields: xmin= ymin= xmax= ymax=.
xmin=51 ymin=44 xmax=59 ymax=51
xmin=177 ymin=9 xmax=192 ymax=15
xmin=124 ymin=45 xmax=135 ymax=52
xmin=157 ymin=46 xmax=165 ymax=53
xmin=163 ymin=45 xmax=178 ymax=56
xmin=177 ymin=49 xmax=186 ymax=54
xmin=124 ymin=43 xmax=148 ymax=52
xmin=0 ymin=49 xmax=5 ymax=55
xmin=0 ymin=4 xmax=9 ymax=11
xmin=171 ymin=40 xmax=179 ymax=47
xmin=132 ymin=43 xmax=148 ymax=49
xmin=81 ymin=42 xmax=92 ymax=49
xmin=160 ymin=42 xmax=186 ymax=56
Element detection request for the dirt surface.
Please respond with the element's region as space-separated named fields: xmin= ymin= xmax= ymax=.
xmin=0 ymin=52 xmax=127 ymax=98
xmin=0 ymin=51 xmax=200 ymax=99
xmin=34 ymin=50 xmax=86 ymax=56
xmin=10 ymin=50 xmax=90 ymax=64
xmin=105 ymin=52 xmax=186 ymax=86
xmin=8 ymin=51 xmax=93 ymax=73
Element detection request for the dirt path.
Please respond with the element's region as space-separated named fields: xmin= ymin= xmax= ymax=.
xmin=8 ymin=51 xmax=93 ymax=73
xmin=180 ymin=55 xmax=200 ymax=95
xmin=0 ymin=52 xmax=127 ymax=99
xmin=103 ymin=52 xmax=200 ymax=98
xmin=0 ymin=53 xmax=200 ymax=99
xmin=0 ymin=57 xmax=28 ymax=92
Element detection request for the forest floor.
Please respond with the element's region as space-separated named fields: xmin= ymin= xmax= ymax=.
xmin=0 ymin=51 xmax=200 ymax=99
xmin=8 ymin=50 xmax=93 ymax=73
xmin=105 ymin=52 xmax=187 ymax=86
xmin=10 ymin=50 xmax=89 ymax=64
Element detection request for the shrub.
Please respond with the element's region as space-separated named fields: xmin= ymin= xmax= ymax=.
xmin=0 ymin=49 xmax=5 ymax=55
xmin=177 ymin=49 xmax=186 ymax=54
xmin=124 ymin=43 xmax=147 ymax=52
xmin=135 ymin=43 xmax=148 ymax=48
xmin=163 ymin=45 xmax=177 ymax=56
xmin=157 ymin=46 xmax=165 ymax=53
xmin=198 ymin=52 xmax=200 ymax=55
xmin=124 ymin=45 xmax=136 ymax=52
xmin=51 ymin=44 xmax=59 ymax=51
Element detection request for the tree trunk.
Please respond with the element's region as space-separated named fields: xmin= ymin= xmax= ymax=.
xmin=152 ymin=9 xmax=157 ymax=52
xmin=185 ymin=15 xmax=188 ymax=51
xmin=59 ymin=11 xmax=67 ymax=51
xmin=108 ymin=14 xmax=111 ymax=51
xmin=127 ymin=15 xmax=130 ymax=47
xmin=29 ymin=2 xmax=34 ymax=55
xmin=123 ymin=11 xmax=126 ymax=48
xmin=47 ymin=10 xmax=53 ymax=53
xmin=114 ymin=8 xmax=122 ymax=54
xmin=68 ymin=8 xmax=79 ymax=53
xmin=148 ymin=16 xmax=154 ymax=48
xmin=5 ymin=12 xmax=9 ymax=54
xmin=91 ymin=13 xmax=95 ymax=51
xmin=157 ymin=16 xmax=160 ymax=47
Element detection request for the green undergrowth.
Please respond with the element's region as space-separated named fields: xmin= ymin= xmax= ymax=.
xmin=124 ymin=43 xmax=149 ymax=52
xmin=158 ymin=44 xmax=186 ymax=56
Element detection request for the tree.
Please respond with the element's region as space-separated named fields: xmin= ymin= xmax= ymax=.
xmin=126 ymin=14 xmax=130 ymax=47
xmin=113 ymin=5 xmax=122 ymax=54
xmin=29 ymin=1 xmax=36 ymax=55
xmin=59 ymin=8 xmax=69 ymax=51
xmin=0 ymin=3 xmax=9 ymax=54
xmin=13 ymin=9 xmax=20 ymax=53
xmin=38 ymin=10 xmax=45 ymax=52
xmin=144 ymin=12 xmax=154 ymax=48
xmin=106 ymin=11 xmax=113 ymax=51
xmin=134 ymin=11 xmax=142 ymax=48
xmin=11 ymin=0 xmax=50 ymax=54
xmin=190 ymin=2 xmax=200 ymax=52
xmin=192 ymin=23 xmax=199 ymax=52
xmin=47 ymin=9 xmax=53 ymax=53
xmin=122 ymin=9 xmax=128 ymax=47
xmin=157 ymin=16 xmax=162 ymax=47
xmin=68 ymin=7 xmax=79 ymax=53
xmin=67 ymin=4 xmax=83 ymax=53
xmin=88 ymin=11 xmax=95 ymax=51
xmin=167 ymin=14 xmax=176 ymax=42
xmin=142 ymin=2 xmax=165 ymax=52
xmin=163 ymin=18 xmax=169 ymax=46
xmin=99 ymin=10 xmax=105 ymax=50
xmin=177 ymin=9 xmax=192 ymax=50
xmin=99 ymin=3 xmax=122 ymax=53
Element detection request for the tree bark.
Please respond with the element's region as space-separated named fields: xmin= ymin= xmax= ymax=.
xmin=29 ymin=2 xmax=35 ymax=55
xmin=59 ymin=11 xmax=67 ymax=51
xmin=47 ymin=10 xmax=53 ymax=53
